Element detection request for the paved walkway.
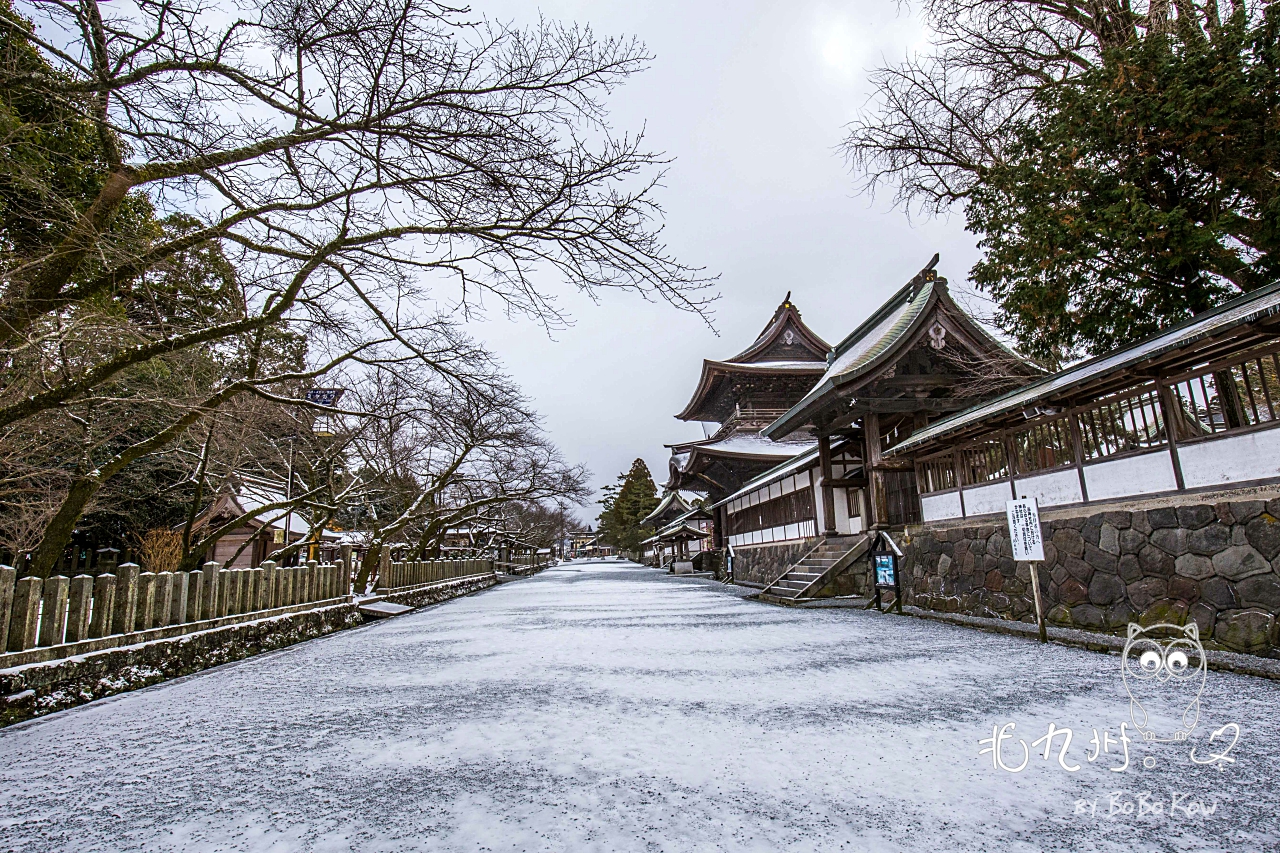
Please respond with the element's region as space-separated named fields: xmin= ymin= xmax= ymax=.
xmin=1 ymin=560 xmax=1277 ymax=852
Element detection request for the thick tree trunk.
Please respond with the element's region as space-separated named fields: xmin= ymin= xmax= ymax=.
xmin=28 ymin=477 xmax=102 ymax=578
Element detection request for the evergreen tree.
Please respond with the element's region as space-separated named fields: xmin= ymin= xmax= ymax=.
xmin=967 ymin=7 xmax=1280 ymax=364
xmin=597 ymin=459 xmax=660 ymax=553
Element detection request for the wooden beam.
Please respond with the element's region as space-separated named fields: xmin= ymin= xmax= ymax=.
xmin=826 ymin=477 xmax=868 ymax=488
xmin=865 ymin=412 xmax=887 ymax=529
xmin=818 ymin=434 xmax=837 ymax=535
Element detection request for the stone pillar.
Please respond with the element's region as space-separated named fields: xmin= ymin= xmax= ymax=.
xmin=90 ymin=574 xmax=116 ymax=638
xmin=260 ymin=561 xmax=276 ymax=610
xmin=170 ymin=572 xmax=188 ymax=625
xmin=333 ymin=560 xmax=346 ymax=598
xmin=155 ymin=572 xmax=174 ymax=628
xmin=113 ymin=562 xmax=141 ymax=635
xmin=8 ymin=576 xmax=42 ymax=651
xmin=305 ymin=560 xmax=319 ymax=603
xmin=0 ymin=564 xmax=15 ymax=652
xmin=66 ymin=575 xmax=93 ymax=643
xmin=136 ymin=572 xmax=157 ymax=631
xmin=202 ymin=561 xmax=221 ymax=620
xmin=225 ymin=570 xmax=241 ymax=616
xmin=186 ymin=570 xmax=203 ymax=622
xmin=38 ymin=575 xmax=70 ymax=646
xmin=339 ymin=544 xmax=353 ymax=591
xmin=247 ymin=568 xmax=262 ymax=613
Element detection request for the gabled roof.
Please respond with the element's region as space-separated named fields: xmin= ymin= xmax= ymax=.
xmin=641 ymin=490 xmax=693 ymax=526
xmin=763 ymin=258 xmax=1024 ymax=439
xmin=886 ymin=279 xmax=1280 ymax=457
xmin=729 ymin=294 xmax=830 ymax=363
xmin=676 ymin=295 xmax=830 ymax=422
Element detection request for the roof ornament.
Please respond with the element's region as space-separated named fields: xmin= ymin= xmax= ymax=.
xmin=928 ymin=323 xmax=948 ymax=350
xmin=909 ymin=253 xmax=941 ymax=299
xmin=784 ymin=330 xmax=795 ymax=345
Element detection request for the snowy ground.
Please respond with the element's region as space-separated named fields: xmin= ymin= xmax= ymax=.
xmin=1 ymin=559 xmax=1277 ymax=853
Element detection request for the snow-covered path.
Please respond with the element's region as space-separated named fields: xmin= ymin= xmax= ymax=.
xmin=1 ymin=559 xmax=1277 ymax=852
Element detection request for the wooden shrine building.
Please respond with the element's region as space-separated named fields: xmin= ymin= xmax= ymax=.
xmin=662 ymin=295 xmax=831 ymax=542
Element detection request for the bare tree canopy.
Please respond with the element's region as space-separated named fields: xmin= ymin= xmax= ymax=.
xmin=842 ymin=0 xmax=1258 ymax=212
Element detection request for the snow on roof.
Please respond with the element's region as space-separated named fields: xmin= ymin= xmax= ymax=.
xmin=888 ymin=279 xmax=1280 ymax=456
xmin=233 ymin=481 xmax=317 ymax=536
xmin=716 ymin=359 xmax=827 ymax=371
xmin=711 ymin=435 xmax=853 ymax=510
xmin=686 ymin=433 xmax=817 ymax=458
xmin=642 ymin=490 xmax=692 ymax=524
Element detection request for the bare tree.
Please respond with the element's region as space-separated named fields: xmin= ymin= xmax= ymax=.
xmin=842 ymin=0 xmax=1246 ymax=212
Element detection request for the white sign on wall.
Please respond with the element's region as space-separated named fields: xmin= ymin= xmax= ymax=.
xmin=1006 ymin=498 xmax=1045 ymax=562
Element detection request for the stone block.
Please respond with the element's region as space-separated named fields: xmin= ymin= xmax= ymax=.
xmin=1088 ymin=572 xmax=1126 ymax=606
xmin=1213 ymin=502 xmax=1236 ymax=525
xmin=8 ymin=576 xmax=41 ymax=652
xmin=1211 ymin=545 xmax=1270 ymax=581
xmin=1176 ymin=504 xmax=1216 ymax=530
xmin=1127 ymin=577 xmax=1166 ymax=610
xmin=0 ymin=565 xmax=14 ymax=652
xmin=1101 ymin=511 xmax=1132 ymax=530
xmin=1200 ymin=576 xmax=1236 ymax=609
xmin=170 ymin=572 xmax=188 ymax=625
xmin=155 ymin=572 xmax=173 ymax=628
xmin=984 ymin=569 xmax=1003 ymax=591
xmin=1099 ymin=523 xmax=1120 ymax=555
xmin=1235 ymin=572 xmax=1280 ymax=610
xmin=113 ymin=563 xmax=140 ymax=636
xmin=1187 ymin=523 xmax=1231 ymax=556
xmin=1047 ymin=604 xmax=1073 ymax=625
xmin=1084 ymin=543 xmax=1119 ymax=573
xmin=1174 ymin=554 xmax=1214 ymax=580
xmin=1118 ymin=554 xmax=1142 ymax=583
xmin=1065 ymin=556 xmax=1093 ymax=583
xmin=938 ymin=554 xmax=953 ymax=575
xmin=989 ymin=592 xmax=1010 ymax=611
xmin=1059 ymin=577 xmax=1089 ymax=605
xmin=1147 ymin=507 xmax=1179 ymax=529
xmin=1081 ymin=516 xmax=1103 ymax=546
xmin=1167 ymin=575 xmax=1200 ymax=604
xmin=1041 ymin=541 xmax=1058 ymax=568
xmin=1229 ymin=500 xmax=1265 ymax=524
xmin=202 ymin=561 xmax=221 ymax=620
xmin=1189 ymin=602 xmax=1217 ymax=637
xmin=89 ymin=574 xmax=116 ymax=638
xmin=1104 ymin=602 xmax=1136 ymax=629
xmin=1213 ymin=609 xmax=1274 ymax=653
xmin=1243 ymin=513 xmax=1280 ymax=560
xmin=1071 ymin=603 xmax=1105 ymax=629
xmin=1051 ymin=565 xmax=1069 ymax=585
xmin=1130 ymin=511 xmax=1153 ymax=535
xmin=260 ymin=561 xmax=276 ymax=610
xmin=1150 ymin=528 xmax=1188 ymax=557
xmin=186 ymin=570 xmax=204 ymax=622
xmin=136 ymin=572 xmax=156 ymax=631
xmin=1138 ymin=544 xmax=1175 ymax=577
xmin=65 ymin=575 xmax=94 ymax=643
xmin=987 ymin=532 xmax=1007 ymax=557
xmin=1140 ymin=599 xmax=1188 ymax=627
xmin=38 ymin=575 xmax=69 ymax=647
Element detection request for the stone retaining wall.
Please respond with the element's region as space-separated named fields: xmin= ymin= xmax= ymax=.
xmin=729 ymin=539 xmax=817 ymax=587
xmin=901 ymin=498 xmax=1280 ymax=657
xmin=1 ymin=574 xmax=498 ymax=727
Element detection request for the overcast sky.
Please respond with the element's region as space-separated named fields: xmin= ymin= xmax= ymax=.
xmin=467 ymin=0 xmax=980 ymax=524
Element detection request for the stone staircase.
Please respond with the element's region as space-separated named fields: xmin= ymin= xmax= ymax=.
xmin=757 ymin=534 xmax=871 ymax=604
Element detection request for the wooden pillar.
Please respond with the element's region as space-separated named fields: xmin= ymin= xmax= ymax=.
xmin=865 ymin=412 xmax=888 ymax=529
xmin=818 ymin=434 xmax=837 ymax=535
xmin=1158 ymin=384 xmax=1187 ymax=491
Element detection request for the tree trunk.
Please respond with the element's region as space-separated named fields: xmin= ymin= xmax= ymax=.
xmin=28 ymin=477 xmax=102 ymax=578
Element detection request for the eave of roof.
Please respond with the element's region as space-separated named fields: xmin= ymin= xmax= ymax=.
xmin=675 ymin=359 xmax=827 ymax=422
xmin=710 ymin=435 xmax=852 ymax=510
xmin=887 ymin=279 xmax=1280 ymax=456
xmin=728 ymin=299 xmax=830 ymax=363
xmin=763 ymin=280 xmax=934 ymax=439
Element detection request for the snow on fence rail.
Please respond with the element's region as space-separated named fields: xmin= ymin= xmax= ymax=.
xmin=374 ymin=559 xmax=494 ymax=591
xmin=0 ymin=558 xmax=351 ymax=665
